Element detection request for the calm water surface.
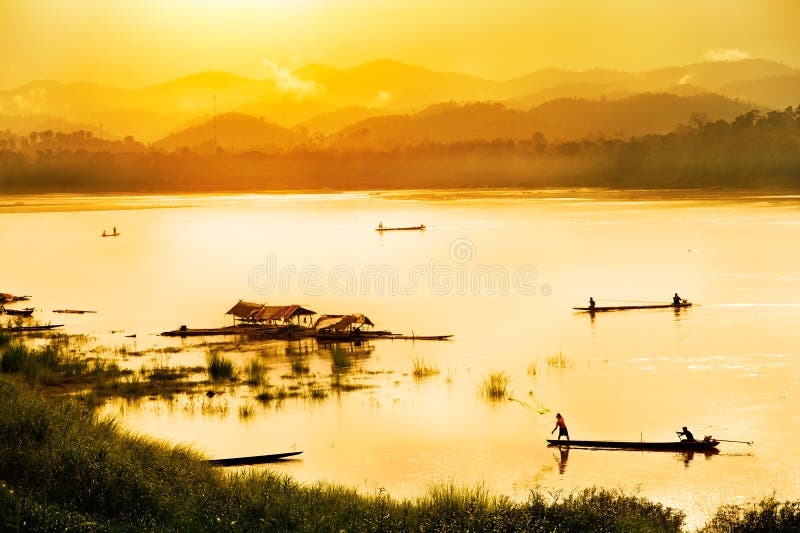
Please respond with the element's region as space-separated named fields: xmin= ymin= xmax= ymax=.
xmin=2 ymin=190 xmax=800 ymax=528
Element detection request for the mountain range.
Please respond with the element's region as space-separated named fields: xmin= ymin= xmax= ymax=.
xmin=0 ymin=58 xmax=796 ymax=146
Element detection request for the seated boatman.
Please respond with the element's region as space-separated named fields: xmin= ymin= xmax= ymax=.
xmin=676 ymin=426 xmax=695 ymax=442
xmin=673 ymin=293 xmax=682 ymax=306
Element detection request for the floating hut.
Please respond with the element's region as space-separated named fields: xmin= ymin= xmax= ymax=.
xmin=225 ymin=300 xmax=316 ymax=327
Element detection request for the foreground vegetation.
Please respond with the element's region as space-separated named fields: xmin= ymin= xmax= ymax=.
xmin=0 ymin=376 xmax=798 ymax=531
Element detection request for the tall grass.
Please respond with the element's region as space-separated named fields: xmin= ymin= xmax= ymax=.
xmin=205 ymin=349 xmax=235 ymax=381
xmin=291 ymin=357 xmax=310 ymax=375
xmin=244 ymin=358 xmax=268 ymax=385
xmin=411 ymin=356 xmax=440 ymax=380
xmin=480 ymin=371 xmax=509 ymax=401
xmin=701 ymin=497 xmax=800 ymax=532
xmin=546 ymin=351 xmax=571 ymax=369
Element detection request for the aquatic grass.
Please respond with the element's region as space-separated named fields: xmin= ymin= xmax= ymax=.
xmin=205 ymin=349 xmax=235 ymax=381
xmin=306 ymin=383 xmax=328 ymax=400
xmin=480 ymin=371 xmax=510 ymax=401
xmin=244 ymin=358 xmax=268 ymax=385
xmin=254 ymin=384 xmax=291 ymax=403
xmin=546 ymin=351 xmax=571 ymax=369
xmin=238 ymin=403 xmax=256 ymax=419
xmin=291 ymin=357 xmax=310 ymax=375
xmin=527 ymin=359 xmax=538 ymax=375
xmin=411 ymin=356 xmax=440 ymax=380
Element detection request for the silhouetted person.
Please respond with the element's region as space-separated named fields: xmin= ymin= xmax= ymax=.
xmin=551 ymin=412 xmax=569 ymax=441
xmin=589 ymin=297 xmax=596 ymax=310
xmin=113 ymin=226 xmax=117 ymax=235
xmin=677 ymin=426 xmax=695 ymax=441
xmin=673 ymin=293 xmax=682 ymax=306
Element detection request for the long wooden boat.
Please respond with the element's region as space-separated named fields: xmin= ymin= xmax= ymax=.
xmin=546 ymin=439 xmax=718 ymax=451
xmin=376 ymin=225 xmax=426 ymax=232
xmin=207 ymin=451 xmax=303 ymax=466
xmin=2 ymin=324 xmax=64 ymax=332
xmin=53 ymin=309 xmax=97 ymax=314
xmin=2 ymin=307 xmax=34 ymax=317
xmin=573 ymin=303 xmax=692 ymax=312
xmin=388 ymin=334 xmax=453 ymax=341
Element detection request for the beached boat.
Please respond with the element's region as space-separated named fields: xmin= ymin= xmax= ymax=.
xmin=206 ymin=451 xmax=303 ymax=466
xmin=375 ymin=224 xmax=426 ymax=232
xmin=573 ymin=302 xmax=692 ymax=312
xmin=546 ymin=438 xmax=718 ymax=451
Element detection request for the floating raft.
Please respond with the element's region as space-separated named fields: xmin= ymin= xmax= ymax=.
xmin=573 ymin=303 xmax=693 ymax=312
xmin=207 ymin=451 xmax=303 ymax=466
xmin=546 ymin=439 xmax=718 ymax=452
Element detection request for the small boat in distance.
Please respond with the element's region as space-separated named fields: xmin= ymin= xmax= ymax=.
xmin=573 ymin=302 xmax=692 ymax=312
xmin=102 ymin=226 xmax=120 ymax=237
xmin=546 ymin=438 xmax=718 ymax=452
xmin=376 ymin=222 xmax=426 ymax=232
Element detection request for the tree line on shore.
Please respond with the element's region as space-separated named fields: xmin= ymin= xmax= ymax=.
xmin=1 ymin=107 xmax=799 ymax=192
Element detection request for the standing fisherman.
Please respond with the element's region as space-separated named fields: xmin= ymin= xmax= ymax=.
xmin=551 ymin=413 xmax=569 ymax=441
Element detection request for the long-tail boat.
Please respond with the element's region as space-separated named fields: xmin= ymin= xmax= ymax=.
xmin=546 ymin=438 xmax=718 ymax=451
xmin=573 ymin=302 xmax=692 ymax=312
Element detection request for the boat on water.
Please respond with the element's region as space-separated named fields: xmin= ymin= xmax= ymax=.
xmin=101 ymin=232 xmax=120 ymax=237
xmin=207 ymin=451 xmax=303 ymax=466
xmin=375 ymin=224 xmax=426 ymax=232
xmin=1 ymin=324 xmax=64 ymax=332
xmin=1 ymin=306 xmax=34 ymax=317
xmin=573 ymin=302 xmax=692 ymax=312
xmin=546 ymin=438 xmax=718 ymax=452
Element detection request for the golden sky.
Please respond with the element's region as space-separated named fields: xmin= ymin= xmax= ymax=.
xmin=1 ymin=0 xmax=799 ymax=88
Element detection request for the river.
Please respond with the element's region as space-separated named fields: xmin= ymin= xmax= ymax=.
xmin=2 ymin=189 xmax=799 ymax=528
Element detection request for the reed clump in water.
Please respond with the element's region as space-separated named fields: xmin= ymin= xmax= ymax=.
xmin=291 ymin=357 xmax=310 ymax=375
xmin=480 ymin=371 xmax=509 ymax=401
xmin=527 ymin=360 xmax=538 ymax=375
xmin=244 ymin=358 xmax=268 ymax=385
xmin=546 ymin=351 xmax=571 ymax=369
xmin=206 ymin=349 xmax=235 ymax=381
xmin=411 ymin=356 xmax=440 ymax=380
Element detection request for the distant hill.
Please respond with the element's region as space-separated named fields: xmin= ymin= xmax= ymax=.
xmin=237 ymin=98 xmax=335 ymax=127
xmin=300 ymin=106 xmax=396 ymax=134
xmin=333 ymin=93 xmax=755 ymax=149
xmin=292 ymin=59 xmax=501 ymax=109
xmin=153 ymin=112 xmax=302 ymax=152
xmin=719 ymin=74 xmax=800 ymax=109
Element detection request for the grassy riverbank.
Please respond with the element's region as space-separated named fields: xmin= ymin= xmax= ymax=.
xmin=0 ymin=374 xmax=683 ymax=531
xmin=0 ymin=378 xmax=798 ymax=531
